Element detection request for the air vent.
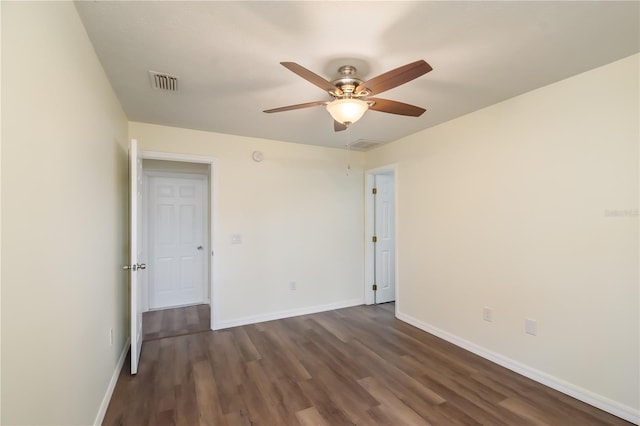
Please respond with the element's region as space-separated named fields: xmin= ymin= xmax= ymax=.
xmin=349 ymin=139 xmax=385 ymax=151
xmin=149 ymin=71 xmax=179 ymax=92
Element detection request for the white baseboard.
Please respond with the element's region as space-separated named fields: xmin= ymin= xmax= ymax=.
xmin=397 ymin=312 xmax=639 ymax=425
xmin=213 ymin=298 xmax=364 ymax=330
xmin=94 ymin=337 xmax=130 ymax=426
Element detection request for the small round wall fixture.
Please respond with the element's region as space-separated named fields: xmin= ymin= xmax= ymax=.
xmin=252 ymin=150 xmax=264 ymax=162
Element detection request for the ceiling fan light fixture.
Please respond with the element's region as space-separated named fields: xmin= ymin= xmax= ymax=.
xmin=326 ymin=98 xmax=369 ymax=125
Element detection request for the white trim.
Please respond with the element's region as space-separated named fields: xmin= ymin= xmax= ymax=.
xmin=94 ymin=338 xmax=130 ymax=426
xmin=141 ymin=151 xmax=215 ymax=164
xmin=213 ymin=298 xmax=364 ymax=330
xmin=139 ymin=150 xmax=217 ymax=331
xmin=364 ymin=164 xmax=399 ymax=309
xmin=364 ymin=173 xmax=375 ymax=305
xmin=396 ymin=312 xmax=640 ymax=425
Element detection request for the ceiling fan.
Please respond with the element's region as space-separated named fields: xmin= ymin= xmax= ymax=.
xmin=264 ymin=60 xmax=433 ymax=131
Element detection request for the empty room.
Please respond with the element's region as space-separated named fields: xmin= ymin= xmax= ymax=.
xmin=1 ymin=1 xmax=638 ymax=425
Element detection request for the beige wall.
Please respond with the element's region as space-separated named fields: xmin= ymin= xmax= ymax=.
xmin=1 ymin=2 xmax=129 ymax=425
xmin=130 ymin=122 xmax=365 ymax=326
xmin=367 ymin=54 xmax=639 ymax=414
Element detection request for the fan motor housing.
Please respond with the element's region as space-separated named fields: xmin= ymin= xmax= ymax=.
xmin=331 ymin=65 xmax=367 ymax=96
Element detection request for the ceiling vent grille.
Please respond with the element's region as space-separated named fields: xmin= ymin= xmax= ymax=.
xmin=149 ymin=71 xmax=179 ymax=92
xmin=349 ymin=139 xmax=385 ymax=151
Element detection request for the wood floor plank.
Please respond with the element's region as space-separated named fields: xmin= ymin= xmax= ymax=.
xmin=395 ymin=354 xmax=523 ymax=425
xmin=224 ymin=409 xmax=252 ymax=426
xmin=104 ymin=303 xmax=633 ymax=426
xmin=206 ymin=332 xmax=244 ymax=415
xmin=193 ymin=359 xmax=225 ymax=425
xmin=417 ymin=368 xmax=528 ymax=426
xmin=257 ymin=328 xmax=312 ymax=381
xmin=143 ymin=304 xmax=211 ymax=341
xmin=310 ymin=311 xmax=354 ymax=343
xmin=231 ymin=326 xmax=262 ymax=362
xmin=358 ymin=376 xmax=432 ymax=426
xmin=302 ymin=324 xmax=373 ymax=380
xmin=265 ymin=329 xmax=311 ymax=380
xmin=296 ymin=378 xmax=354 ymax=425
xmin=295 ymin=406 xmax=330 ymax=426
xmin=244 ymin=360 xmax=291 ymax=425
xmin=296 ymin=341 xmax=381 ymax=424
xmin=499 ymin=397 xmax=556 ymax=425
xmin=235 ymin=380 xmax=274 ymax=426
xmin=351 ymin=338 xmax=446 ymax=405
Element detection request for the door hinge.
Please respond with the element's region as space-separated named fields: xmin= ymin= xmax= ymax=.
xmin=372 ymin=284 xmax=378 ymax=291
xmin=372 ymin=187 xmax=377 ymax=195
xmin=372 ymin=236 xmax=377 ymax=243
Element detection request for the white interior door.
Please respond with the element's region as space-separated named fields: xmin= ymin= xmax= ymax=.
xmin=375 ymin=173 xmax=396 ymax=303
xmin=149 ymin=175 xmax=205 ymax=309
xmin=127 ymin=139 xmax=144 ymax=374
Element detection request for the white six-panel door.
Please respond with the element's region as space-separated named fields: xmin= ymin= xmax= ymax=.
xmin=375 ymin=173 xmax=396 ymax=304
xmin=148 ymin=175 xmax=205 ymax=309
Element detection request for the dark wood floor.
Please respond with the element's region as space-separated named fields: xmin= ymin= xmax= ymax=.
xmin=377 ymin=301 xmax=395 ymax=314
xmin=143 ymin=304 xmax=210 ymax=341
xmin=105 ymin=304 xmax=631 ymax=425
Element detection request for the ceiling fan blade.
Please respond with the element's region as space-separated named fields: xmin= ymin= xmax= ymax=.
xmin=263 ymin=101 xmax=327 ymax=113
xmin=281 ymin=62 xmax=343 ymax=95
xmin=334 ymin=120 xmax=348 ymax=132
xmin=368 ymin=98 xmax=426 ymax=117
xmin=355 ymin=60 xmax=432 ymax=96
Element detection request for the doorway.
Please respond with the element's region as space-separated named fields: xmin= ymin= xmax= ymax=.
xmin=139 ymin=153 xmax=216 ymax=332
xmin=365 ymin=166 xmax=397 ymax=309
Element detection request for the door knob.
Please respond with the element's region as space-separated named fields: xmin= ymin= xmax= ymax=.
xmin=197 ymin=246 xmax=203 ymax=250
xmin=123 ymin=263 xmax=146 ymax=271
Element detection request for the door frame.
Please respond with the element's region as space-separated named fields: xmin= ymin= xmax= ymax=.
xmin=143 ymin=171 xmax=208 ymax=311
xmin=364 ymin=164 xmax=399 ymax=310
xmin=140 ymin=150 xmax=217 ymax=331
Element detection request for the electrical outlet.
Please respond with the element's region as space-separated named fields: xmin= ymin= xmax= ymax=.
xmin=483 ymin=307 xmax=493 ymax=322
xmin=289 ymin=281 xmax=297 ymax=291
xmin=525 ymin=318 xmax=537 ymax=336
xmin=109 ymin=328 xmax=114 ymax=346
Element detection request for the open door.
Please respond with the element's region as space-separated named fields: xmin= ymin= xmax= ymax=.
xmin=125 ymin=139 xmax=145 ymax=374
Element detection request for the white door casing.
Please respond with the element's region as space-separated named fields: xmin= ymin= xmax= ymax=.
xmin=374 ymin=173 xmax=396 ymax=304
xmin=128 ymin=139 xmax=144 ymax=375
xmin=148 ymin=175 xmax=206 ymax=309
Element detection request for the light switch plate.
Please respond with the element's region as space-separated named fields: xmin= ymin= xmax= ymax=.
xmin=483 ymin=307 xmax=493 ymax=322
xmin=525 ymin=318 xmax=537 ymax=335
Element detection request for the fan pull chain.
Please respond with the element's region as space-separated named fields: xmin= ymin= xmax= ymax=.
xmin=345 ymin=125 xmax=352 ymax=176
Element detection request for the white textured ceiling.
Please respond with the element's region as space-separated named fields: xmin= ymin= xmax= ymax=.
xmin=75 ymin=1 xmax=639 ymax=149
